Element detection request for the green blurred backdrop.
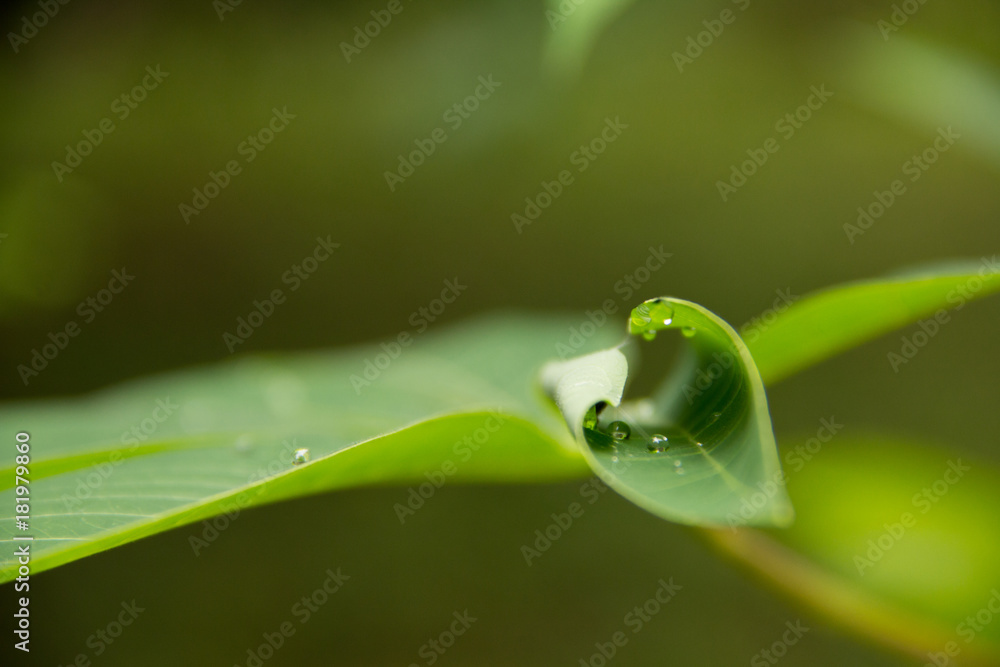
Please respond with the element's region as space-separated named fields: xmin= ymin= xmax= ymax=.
xmin=2 ymin=0 xmax=999 ymax=664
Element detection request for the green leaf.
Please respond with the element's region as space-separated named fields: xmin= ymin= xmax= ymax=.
xmin=0 ymin=316 xmax=607 ymax=581
xmin=746 ymin=256 xmax=1000 ymax=385
xmin=542 ymin=297 xmax=793 ymax=528
xmin=706 ymin=436 xmax=1000 ymax=665
xmin=3 ymin=259 xmax=998 ymax=583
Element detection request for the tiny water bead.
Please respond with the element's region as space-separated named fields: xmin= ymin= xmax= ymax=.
xmin=682 ymin=327 xmax=696 ymax=338
xmin=630 ymin=304 xmax=652 ymax=327
xmin=630 ymin=299 xmax=674 ymax=337
xmin=647 ymin=434 xmax=670 ymax=453
xmin=646 ymin=299 xmax=674 ymax=326
xmin=292 ymin=448 xmax=311 ymax=465
xmin=607 ymin=421 xmax=631 ymax=440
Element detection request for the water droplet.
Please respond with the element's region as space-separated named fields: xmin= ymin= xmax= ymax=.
xmin=647 ymin=434 xmax=669 ymax=453
xmin=696 ymin=442 xmax=704 ymax=448
xmin=642 ymin=330 xmax=657 ymax=341
xmin=583 ymin=406 xmax=598 ymax=430
xmin=682 ymin=327 xmax=696 ymax=338
xmin=646 ymin=301 xmax=674 ymax=326
xmin=611 ymin=455 xmax=620 ymax=463
xmin=674 ymin=465 xmax=686 ymax=476
xmin=292 ymin=448 xmax=311 ymax=465
xmin=607 ymin=421 xmax=631 ymax=440
xmin=711 ymin=412 xmax=722 ymax=421
xmin=630 ymin=304 xmax=652 ymax=327
xmin=673 ymin=459 xmax=683 ymax=467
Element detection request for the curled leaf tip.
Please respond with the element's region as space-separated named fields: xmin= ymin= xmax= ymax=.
xmin=544 ymin=298 xmax=794 ymax=528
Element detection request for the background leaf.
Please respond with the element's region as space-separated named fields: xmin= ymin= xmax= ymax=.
xmin=746 ymin=257 xmax=1000 ymax=384
xmin=706 ymin=436 xmax=1000 ymax=666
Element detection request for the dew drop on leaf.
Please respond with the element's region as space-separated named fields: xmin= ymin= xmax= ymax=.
xmin=682 ymin=327 xmax=696 ymax=338
xmin=630 ymin=304 xmax=652 ymax=327
xmin=646 ymin=299 xmax=674 ymax=326
xmin=292 ymin=448 xmax=311 ymax=465
xmin=642 ymin=330 xmax=657 ymax=341
xmin=647 ymin=434 xmax=669 ymax=453
xmin=607 ymin=421 xmax=631 ymax=440
xmin=646 ymin=433 xmax=670 ymax=454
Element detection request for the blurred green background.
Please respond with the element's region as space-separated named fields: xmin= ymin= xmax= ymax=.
xmin=2 ymin=0 xmax=999 ymax=664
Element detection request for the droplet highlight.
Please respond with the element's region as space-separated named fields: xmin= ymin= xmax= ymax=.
xmin=292 ymin=448 xmax=311 ymax=465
